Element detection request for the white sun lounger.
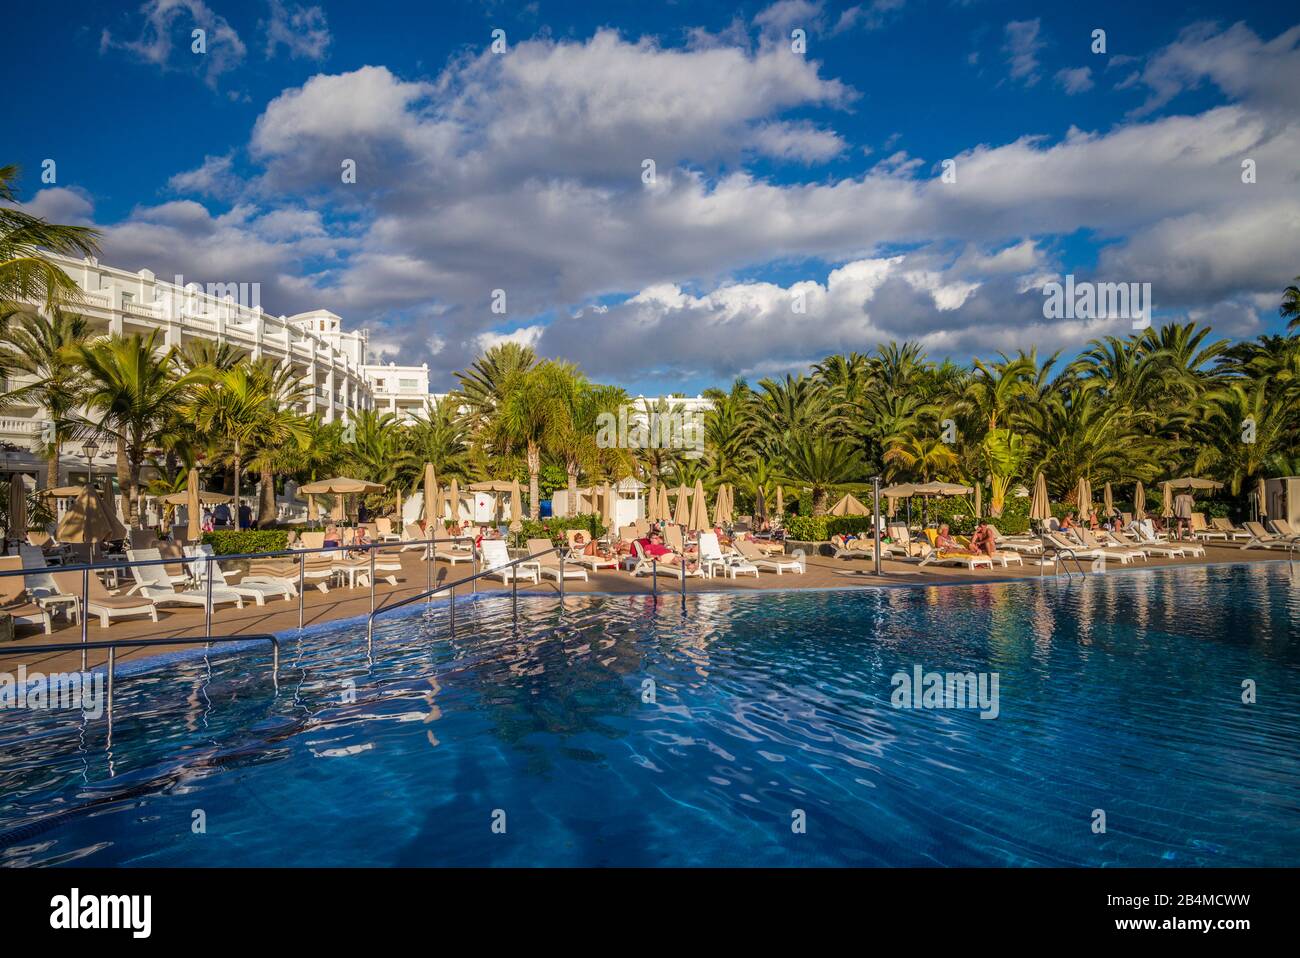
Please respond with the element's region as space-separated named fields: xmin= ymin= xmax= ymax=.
xmin=126 ymin=548 xmax=244 ymax=610
xmin=480 ymin=539 xmax=540 ymax=584
xmin=186 ymin=545 xmax=294 ymax=604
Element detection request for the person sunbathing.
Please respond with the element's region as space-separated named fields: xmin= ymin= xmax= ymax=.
xmin=638 ymin=531 xmax=697 ymax=572
xmin=969 ymin=521 xmax=996 ymax=557
xmin=934 ymin=524 xmax=961 ymax=553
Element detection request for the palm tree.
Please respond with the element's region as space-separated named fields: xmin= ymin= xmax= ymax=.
xmin=188 ymin=364 xmax=272 ymax=519
xmin=779 ymin=435 xmax=862 ymax=516
xmin=242 ymin=361 xmax=311 ymax=521
xmin=1280 ymin=274 xmax=1300 ymax=332
xmin=456 ymin=342 xmax=536 ymax=428
xmin=882 ymin=435 xmax=959 ymax=482
xmin=0 ymin=308 xmax=92 ymax=484
xmin=0 ymin=165 xmax=100 ymax=316
xmin=491 ymin=362 xmax=559 ymax=518
xmin=78 ymin=331 xmax=203 ymax=526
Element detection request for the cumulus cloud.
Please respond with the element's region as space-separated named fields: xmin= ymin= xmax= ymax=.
xmin=60 ymin=21 xmax=1300 ymax=387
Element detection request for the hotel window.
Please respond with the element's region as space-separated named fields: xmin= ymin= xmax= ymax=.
xmin=399 ymin=378 xmax=418 ymax=391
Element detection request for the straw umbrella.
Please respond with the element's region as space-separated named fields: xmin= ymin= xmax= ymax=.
xmin=1029 ymin=472 xmax=1051 ymax=528
xmin=673 ymin=484 xmax=691 ymax=525
xmin=689 ymin=478 xmax=710 ymax=533
xmin=509 ymin=478 xmax=523 ymax=534
xmin=828 ymin=492 xmax=869 ymax=516
xmin=57 ymin=484 xmax=127 ymax=560
xmin=186 ymin=467 xmax=202 ymax=541
xmin=647 ymin=479 xmax=659 ymax=523
xmin=1133 ymin=481 xmax=1146 ymax=518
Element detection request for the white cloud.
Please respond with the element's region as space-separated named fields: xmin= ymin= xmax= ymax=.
xmin=1055 ymin=66 xmax=1094 ymax=95
xmin=101 ymin=0 xmax=247 ymax=88
xmin=1003 ymin=19 xmax=1044 ymax=87
xmin=263 ymin=0 xmax=332 ymax=60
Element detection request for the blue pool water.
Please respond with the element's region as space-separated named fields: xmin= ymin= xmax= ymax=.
xmin=1 ymin=563 xmax=1298 ymax=867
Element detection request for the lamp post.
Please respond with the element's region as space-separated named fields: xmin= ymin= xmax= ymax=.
xmin=81 ymin=439 xmax=99 ymax=561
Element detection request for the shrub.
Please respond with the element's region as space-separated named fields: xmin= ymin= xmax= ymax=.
xmin=201 ymin=529 xmax=289 ymax=556
xmin=514 ymin=513 xmax=607 ymax=547
xmin=785 ymin=514 xmax=878 ymax=541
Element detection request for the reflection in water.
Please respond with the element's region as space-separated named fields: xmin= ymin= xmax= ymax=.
xmin=0 ymin=564 xmax=1296 ymax=867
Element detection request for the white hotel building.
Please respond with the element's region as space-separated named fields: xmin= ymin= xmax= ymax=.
xmin=1 ymin=254 xmax=434 ymax=488
xmin=0 ymin=254 xmax=714 ymax=494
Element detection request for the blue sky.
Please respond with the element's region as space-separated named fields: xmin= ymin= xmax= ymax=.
xmin=3 ymin=1 xmax=1298 ymax=394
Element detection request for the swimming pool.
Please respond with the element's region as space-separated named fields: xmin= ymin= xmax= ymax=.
xmin=2 ymin=563 xmax=1297 ymax=867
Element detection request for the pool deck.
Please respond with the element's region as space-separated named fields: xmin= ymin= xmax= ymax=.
xmin=0 ymin=542 xmax=1289 ymax=675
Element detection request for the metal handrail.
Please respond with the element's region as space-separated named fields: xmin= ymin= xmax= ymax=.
xmin=1048 ymin=546 xmax=1088 ymax=580
xmin=1289 ymin=538 xmax=1300 ymax=576
xmin=0 ymin=634 xmax=279 ymax=742
xmin=365 ymin=544 xmax=565 ymax=641
xmin=2 ymin=535 xmax=465 ymax=668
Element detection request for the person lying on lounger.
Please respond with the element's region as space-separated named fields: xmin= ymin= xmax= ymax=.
xmin=969 ymin=521 xmax=996 ymax=557
xmin=934 ymin=524 xmax=961 ymax=553
xmin=638 ymin=531 xmax=698 ymax=572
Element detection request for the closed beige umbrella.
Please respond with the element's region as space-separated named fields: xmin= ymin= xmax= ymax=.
xmin=647 ymin=479 xmax=659 ymax=523
xmin=307 ymin=493 xmax=317 ymax=523
xmin=509 ymin=478 xmax=523 ymax=533
xmin=1076 ymin=477 xmax=1092 ymax=520
xmin=601 ymin=481 xmax=615 ymax=531
xmin=690 ymin=478 xmax=710 ymax=532
xmin=673 ymin=484 xmax=690 ymax=526
xmin=1029 ymin=472 xmax=1051 ymax=525
xmin=658 ymin=484 xmax=671 ymax=523
xmin=423 ymin=463 xmax=438 ymax=527
xmin=1133 ymin=481 xmax=1146 ymax=517
xmin=1103 ymin=481 xmax=1115 ymax=518
xmin=8 ymin=477 xmax=27 ymax=542
xmin=186 ymin=467 xmax=201 ymax=541
xmin=715 ymin=484 xmax=732 ymax=525
xmin=775 ymin=484 xmax=784 ymax=517
xmin=973 ymin=481 xmax=982 ymax=520
xmin=753 ymin=485 xmax=767 ymax=524
xmin=331 ymin=494 xmax=344 ymax=522
xmin=1161 ymin=481 xmax=1173 ymax=518
xmin=1255 ymin=476 xmax=1267 ymax=520
xmin=448 ymin=477 xmax=461 ymax=524
xmin=395 ymin=486 xmax=403 ymax=524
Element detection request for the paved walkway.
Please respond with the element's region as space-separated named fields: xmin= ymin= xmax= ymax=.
xmin=0 ymin=542 xmax=1285 ymax=675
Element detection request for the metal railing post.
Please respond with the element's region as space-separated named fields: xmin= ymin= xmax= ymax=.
xmin=426 ymin=539 xmax=433 ymax=603
xmin=369 ymin=546 xmax=376 ymax=615
xmin=204 ymin=554 xmax=213 ymax=645
xmin=298 ymin=552 xmax=305 ymax=630
xmin=106 ymin=645 xmax=115 ymax=744
xmin=680 ymin=555 xmax=687 ymax=611
xmin=449 ymin=586 xmax=456 ymax=636
xmin=558 ymin=549 xmax=565 ymax=606
xmin=80 ymin=565 xmax=89 ymax=671
xmin=512 ymin=568 xmax=518 ymax=629
xmin=652 ymin=557 xmax=658 ymax=599
xmin=873 ymin=475 xmax=882 ymax=576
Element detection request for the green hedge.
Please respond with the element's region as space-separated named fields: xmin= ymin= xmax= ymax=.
xmin=784 ymin=515 xmax=877 ymax=541
xmin=514 ymin=513 xmax=607 ymax=547
xmin=201 ymin=529 xmax=289 ymax=556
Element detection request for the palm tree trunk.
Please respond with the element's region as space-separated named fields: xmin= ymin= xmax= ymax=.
xmin=232 ymin=450 xmax=242 ymax=526
xmin=528 ymin=441 xmax=541 ymax=519
xmin=811 ymin=487 xmax=828 ymax=516
xmin=115 ymin=442 xmax=130 ymax=524
xmin=567 ymin=462 xmax=579 ymax=512
xmin=127 ymin=451 xmax=142 ymax=530
xmin=260 ymin=466 xmax=276 ymax=526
